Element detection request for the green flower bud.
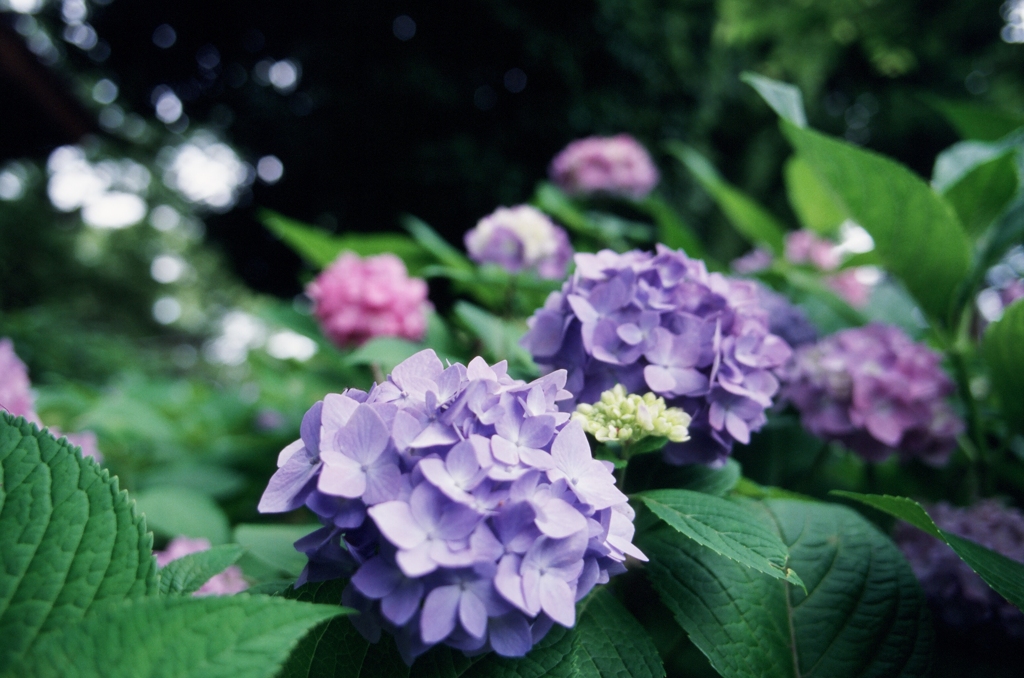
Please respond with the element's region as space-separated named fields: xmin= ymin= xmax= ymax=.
xmin=571 ymin=384 xmax=691 ymax=445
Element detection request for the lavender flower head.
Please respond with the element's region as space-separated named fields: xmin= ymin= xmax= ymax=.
xmin=521 ymin=246 xmax=793 ymax=467
xmin=155 ymin=536 xmax=249 ymax=596
xmin=549 ymin=134 xmax=659 ymax=200
xmin=258 ymin=349 xmax=643 ymax=663
xmin=464 ymin=205 xmax=573 ymax=280
xmin=895 ymin=501 xmax=1024 ymax=637
xmin=754 ymin=285 xmax=818 ymax=349
xmin=782 ymin=323 xmax=963 ymax=465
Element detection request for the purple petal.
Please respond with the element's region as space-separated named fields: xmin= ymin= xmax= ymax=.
xmin=317 ymin=452 xmax=366 ymax=498
xmin=460 ymin=591 xmax=488 ymax=639
xmin=362 ymin=461 xmax=402 ymax=505
xmin=491 ymin=436 xmax=520 ymax=465
xmin=368 ymin=501 xmax=426 ymax=550
xmin=382 ymin=578 xmax=424 ymax=626
xmin=300 ymin=401 xmax=323 ymax=453
xmin=535 ymin=497 xmax=588 ymax=539
xmin=519 ymin=416 xmax=556 ymax=449
xmin=396 ymin=542 xmax=437 ymax=577
xmin=550 ymin=420 xmax=591 ymax=480
xmin=351 ymin=556 xmax=400 ymax=598
xmin=643 ymin=365 xmax=677 ymax=394
xmin=421 ymin=585 xmax=461 ymax=644
xmin=495 ymin=554 xmax=528 ymax=611
xmin=540 ymin=576 xmax=576 ymax=627
xmin=489 ymin=612 xmax=532 ymax=657
xmin=517 ymin=447 xmax=555 ymax=471
xmin=320 ymin=394 xmax=359 ymax=441
xmin=257 ymin=452 xmax=318 ymax=513
xmin=337 ymin=405 xmax=390 ymax=464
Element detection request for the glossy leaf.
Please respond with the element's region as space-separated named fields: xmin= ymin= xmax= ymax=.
xmin=573 ymin=589 xmax=665 ymax=678
xmin=983 ymin=299 xmax=1024 ymax=434
xmin=158 ymin=544 xmax=244 ymax=596
xmin=784 ymin=156 xmax=846 ymax=235
xmin=640 ymin=498 xmax=932 ymax=678
xmin=0 ymin=414 xmax=157 ymax=672
xmin=669 ymin=142 xmax=787 ymax=253
xmin=741 ymin=71 xmax=807 ymax=127
xmin=261 ymin=210 xmax=431 ymax=273
xmin=134 ymin=485 xmax=230 ymax=545
xmin=782 ymin=122 xmax=971 ymax=322
xmin=15 ymin=595 xmax=349 ymax=678
xmin=835 ymin=490 xmax=1024 ymax=612
xmin=637 ymin=490 xmax=803 ymax=586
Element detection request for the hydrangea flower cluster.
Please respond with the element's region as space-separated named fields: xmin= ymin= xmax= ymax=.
xmin=573 ymin=385 xmax=691 ymax=445
xmin=464 ymin=205 xmax=573 ymax=280
xmin=782 ymin=323 xmax=963 ymax=465
xmin=155 ymin=536 xmax=249 ymax=596
xmin=307 ymin=252 xmax=430 ymax=347
xmin=976 ymin=244 xmax=1024 ymax=324
xmin=549 ymin=134 xmax=659 ymax=200
xmin=755 ymin=285 xmax=818 ymax=349
xmin=521 ymin=246 xmax=793 ymax=466
xmin=895 ymin=501 xmax=1024 ymax=638
xmin=258 ymin=350 xmax=643 ymax=664
xmin=0 ymin=338 xmax=102 ymax=462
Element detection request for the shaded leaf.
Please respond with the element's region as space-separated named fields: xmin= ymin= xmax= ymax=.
xmin=134 ymin=485 xmax=230 ymax=545
xmin=637 ymin=489 xmax=803 ymax=586
xmin=669 ymin=142 xmax=787 ymax=253
xmin=0 ymin=414 xmax=157 ymax=671
xmin=574 ymin=589 xmax=665 ymax=678
xmin=233 ymin=523 xmax=319 ymax=579
xmin=741 ymin=71 xmax=807 ymax=128
xmin=782 ymin=122 xmax=971 ymax=322
xmin=983 ymin=298 xmax=1024 ymax=434
xmin=835 ymin=490 xmax=1024 ymax=613
xmin=261 ymin=210 xmax=431 ymax=273
xmin=159 ymin=544 xmax=244 ymax=596
xmin=453 ymin=301 xmax=533 ymax=368
xmin=463 ymin=625 xmax=579 ymax=678
xmin=402 ymin=215 xmax=474 ymax=273
xmin=636 ymin=195 xmax=709 ymax=261
xmin=15 ymin=595 xmax=349 ymax=678
xmin=928 ymin=98 xmax=1024 ymax=142
xmin=640 ymin=498 xmax=932 ymax=678
xmin=784 ymin=156 xmax=846 ymax=235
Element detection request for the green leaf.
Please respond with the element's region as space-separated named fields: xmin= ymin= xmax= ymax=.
xmin=782 ymin=122 xmax=972 ymax=322
xmin=741 ymin=71 xmax=807 ymax=128
xmin=835 ymin=490 xmax=1024 ymax=613
xmin=928 ymin=98 xmax=1024 ymax=141
xmin=453 ymin=301 xmax=533 ymax=368
xmin=983 ymin=299 xmax=1024 ymax=434
xmin=134 ymin=486 xmax=230 ymax=545
xmin=346 ymin=336 xmax=422 ymax=371
xmin=532 ymin=182 xmax=597 ymax=236
xmin=158 ymin=544 xmax=244 ymax=596
xmin=0 ymin=414 xmax=157 ymax=672
xmin=261 ymin=210 xmax=431 ymax=273
xmin=233 ymin=523 xmax=318 ymax=579
xmin=942 ymin=152 xmax=1018 ymax=237
xmin=783 ymin=156 xmax=846 ymax=235
xmin=15 ymin=595 xmax=350 ymax=678
xmin=462 ymin=625 xmax=579 ymax=678
xmin=639 ymin=498 xmax=932 ymax=678
xmin=623 ymin=455 xmax=741 ymax=496
xmin=668 ymin=142 xmax=787 ymax=253
xmin=402 ymin=215 xmax=474 ymax=273
xmin=573 ymin=589 xmax=665 ymax=678
xmin=636 ymin=195 xmax=708 ymax=261
xmin=637 ymin=489 xmax=803 ymax=586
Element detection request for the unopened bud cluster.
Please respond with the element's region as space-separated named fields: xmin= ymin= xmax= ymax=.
xmin=573 ymin=385 xmax=691 ymax=445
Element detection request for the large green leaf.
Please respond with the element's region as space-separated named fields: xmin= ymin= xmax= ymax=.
xmin=261 ymin=210 xmax=431 ymax=273
xmin=636 ymin=195 xmax=708 ymax=261
xmin=402 ymin=215 xmax=474 ymax=273
xmin=637 ymin=490 xmax=803 ymax=586
xmin=624 ymin=455 xmax=741 ymax=496
xmin=640 ymin=498 xmax=932 ymax=678
xmin=463 ymin=625 xmax=579 ymax=678
xmin=233 ymin=524 xmax=320 ymax=579
xmin=932 ymin=139 xmax=1020 ymax=237
xmin=15 ymin=595 xmax=349 ymax=678
xmin=453 ymin=301 xmax=533 ymax=369
xmin=158 ymin=544 xmax=244 ymax=596
xmin=741 ymin=71 xmax=807 ymax=128
xmin=784 ymin=156 xmax=846 ymax=236
xmin=668 ymin=142 xmax=787 ymax=253
xmin=134 ymin=485 xmax=230 ymax=545
xmin=835 ymin=491 xmax=1024 ymax=613
xmin=573 ymin=589 xmax=665 ymax=678
xmin=782 ymin=122 xmax=971 ymax=322
xmin=0 ymin=414 xmax=157 ymax=671
xmin=928 ymin=98 xmax=1024 ymax=142
xmin=984 ymin=295 xmax=1024 ymax=434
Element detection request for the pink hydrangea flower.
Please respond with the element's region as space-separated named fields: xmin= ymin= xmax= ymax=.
xmin=549 ymin=134 xmax=659 ymax=199
xmin=307 ymin=252 xmax=430 ymax=347
xmin=155 ymin=536 xmax=249 ymax=596
xmin=0 ymin=338 xmax=41 ymax=425
xmin=782 ymin=230 xmax=872 ymax=308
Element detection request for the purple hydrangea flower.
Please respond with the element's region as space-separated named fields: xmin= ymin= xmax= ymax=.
xmin=754 ymin=285 xmax=818 ymax=348
xmin=520 ymin=246 xmax=793 ymax=466
xmin=895 ymin=501 xmax=1024 ymax=638
xmin=782 ymin=323 xmax=963 ymax=465
xmin=549 ymin=134 xmax=659 ymax=200
xmin=259 ymin=349 xmax=642 ymax=664
xmin=464 ymin=205 xmax=573 ymax=280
